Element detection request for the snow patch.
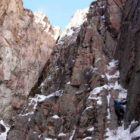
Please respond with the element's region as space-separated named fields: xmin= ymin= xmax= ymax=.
xmin=60 ymin=8 xmax=88 ymax=38
xmin=107 ymin=94 xmax=111 ymax=120
xmin=107 ymin=94 xmax=111 ymax=106
xmin=53 ymin=26 xmax=61 ymax=40
xmin=87 ymin=127 xmax=94 ymax=132
xmin=106 ymin=122 xmax=140 ymax=140
xmin=19 ymin=112 xmax=34 ymax=117
xmin=30 ymin=90 xmax=63 ymax=104
xmin=105 ymin=71 xmax=120 ymax=81
xmin=45 ymin=138 xmax=54 ymax=140
xmin=83 ymin=137 xmax=92 ymax=140
xmin=20 ymin=90 xmax=63 ymax=116
xmin=89 ymin=85 xmax=107 ymax=96
xmin=107 ymin=60 xmax=118 ymax=70
xmin=85 ymin=106 xmax=93 ymax=110
xmin=58 ymin=133 xmax=66 ymax=137
xmin=34 ymin=12 xmax=47 ymax=28
xmin=34 ymin=12 xmax=61 ymax=40
xmin=52 ymin=115 xmax=60 ymax=119
xmin=89 ymin=81 xmax=127 ymax=104
xmin=69 ymin=129 xmax=76 ymax=140
xmin=90 ymin=96 xmax=102 ymax=105
xmin=0 ymin=120 xmax=10 ymax=140
xmin=67 ymin=81 xmax=71 ymax=85
xmin=107 ymin=108 xmax=111 ymax=120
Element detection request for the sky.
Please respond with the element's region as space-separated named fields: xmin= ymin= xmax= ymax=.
xmin=23 ymin=0 xmax=93 ymax=29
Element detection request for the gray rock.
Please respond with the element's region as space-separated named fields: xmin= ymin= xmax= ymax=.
xmin=130 ymin=122 xmax=140 ymax=133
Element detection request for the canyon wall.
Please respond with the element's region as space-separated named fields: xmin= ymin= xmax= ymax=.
xmin=116 ymin=0 xmax=140 ymax=126
xmin=7 ymin=0 xmax=127 ymax=139
xmin=0 ymin=0 xmax=140 ymax=139
xmin=0 ymin=0 xmax=58 ymax=119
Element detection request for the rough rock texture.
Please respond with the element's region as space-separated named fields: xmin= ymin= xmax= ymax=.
xmin=6 ymin=0 xmax=128 ymax=140
xmin=107 ymin=0 xmax=125 ymax=32
xmin=116 ymin=0 xmax=140 ymax=126
xmin=2 ymin=0 xmax=140 ymax=139
xmin=0 ymin=0 xmax=58 ymax=119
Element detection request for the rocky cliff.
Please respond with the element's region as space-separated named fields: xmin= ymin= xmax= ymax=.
xmin=116 ymin=0 xmax=140 ymax=127
xmin=0 ymin=0 xmax=140 ymax=140
xmin=0 ymin=0 xmax=59 ymax=119
xmin=6 ymin=0 xmax=127 ymax=139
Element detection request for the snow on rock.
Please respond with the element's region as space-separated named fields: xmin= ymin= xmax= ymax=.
xmin=105 ymin=71 xmax=120 ymax=81
xmin=69 ymin=129 xmax=76 ymax=140
xmin=58 ymin=133 xmax=66 ymax=137
xmin=105 ymin=59 xmax=120 ymax=81
xmin=106 ymin=127 xmax=130 ymax=140
xmin=107 ymin=108 xmax=111 ymax=120
xmin=85 ymin=106 xmax=93 ymax=110
xmin=88 ymin=85 xmax=106 ymax=105
xmin=83 ymin=137 xmax=92 ymax=140
xmin=106 ymin=59 xmax=127 ymax=99
xmin=34 ymin=12 xmax=61 ymax=40
xmin=34 ymin=11 xmax=47 ymax=28
xmin=107 ymin=94 xmax=111 ymax=120
xmin=88 ymin=81 xmax=127 ymax=104
xmin=107 ymin=94 xmax=111 ymax=106
xmin=112 ymin=81 xmax=127 ymax=99
xmin=60 ymin=8 xmax=89 ymax=38
xmin=67 ymin=81 xmax=71 ymax=85
xmin=52 ymin=115 xmax=60 ymax=119
xmin=53 ymin=26 xmax=61 ymax=40
xmin=20 ymin=90 xmax=63 ymax=116
xmin=90 ymin=96 xmax=102 ymax=105
xmin=89 ymin=85 xmax=108 ymax=96
xmin=67 ymin=8 xmax=88 ymax=27
xmin=88 ymin=59 xmax=128 ymax=124
xmin=107 ymin=60 xmax=119 ymax=70
xmin=131 ymin=125 xmax=140 ymax=138
xmin=45 ymin=138 xmax=56 ymax=140
xmin=87 ymin=127 xmax=95 ymax=132
xmin=31 ymin=94 xmax=48 ymax=103
xmin=30 ymin=90 xmax=63 ymax=103
xmin=19 ymin=111 xmax=34 ymax=117
xmin=0 ymin=120 xmax=10 ymax=140
xmin=106 ymin=121 xmax=140 ymax=140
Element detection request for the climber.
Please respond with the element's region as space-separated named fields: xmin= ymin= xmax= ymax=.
xmin=114 ymin=98 xmax=127 ymax=126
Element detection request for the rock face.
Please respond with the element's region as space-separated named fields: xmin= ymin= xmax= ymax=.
xmin=0 ymin=0 xmax=140 ymax=139
xmin=116 ymin=0 xmax=140 ymax=126
xmin=0 ymin=0 xmax=58 ymax=119
xmin=6 ymin=0 xmax=128 ymax=140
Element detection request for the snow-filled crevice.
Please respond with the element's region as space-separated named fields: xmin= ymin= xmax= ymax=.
xmin=88 ymin=60 xmax=127 ymax=106
xmin=19 ymin=90 xmax=63 ymax=117
xmin=85 ymin=59 xmax=129 ymax=139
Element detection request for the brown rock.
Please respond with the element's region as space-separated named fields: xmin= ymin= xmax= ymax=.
xmin=0 ymin=0 xmax=60 ymax=118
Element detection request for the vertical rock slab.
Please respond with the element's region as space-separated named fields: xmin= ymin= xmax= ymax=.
xmin=116 ymin=0 xmax=140 ymax=126
xmin=0 ymin=0 xmax=58 ymax=119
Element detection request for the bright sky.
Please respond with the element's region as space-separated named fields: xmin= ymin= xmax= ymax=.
xmin=23 ymin=0 xmax=93 ymax=29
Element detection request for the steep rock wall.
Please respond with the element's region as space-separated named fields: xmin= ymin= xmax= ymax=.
xmin=0 ymin=0 xmax=57 ymax=119
xmin=7 ymin=0 xmax=126 ymax=139
xmin=116 ymin=0 xmax=140 ymax=126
